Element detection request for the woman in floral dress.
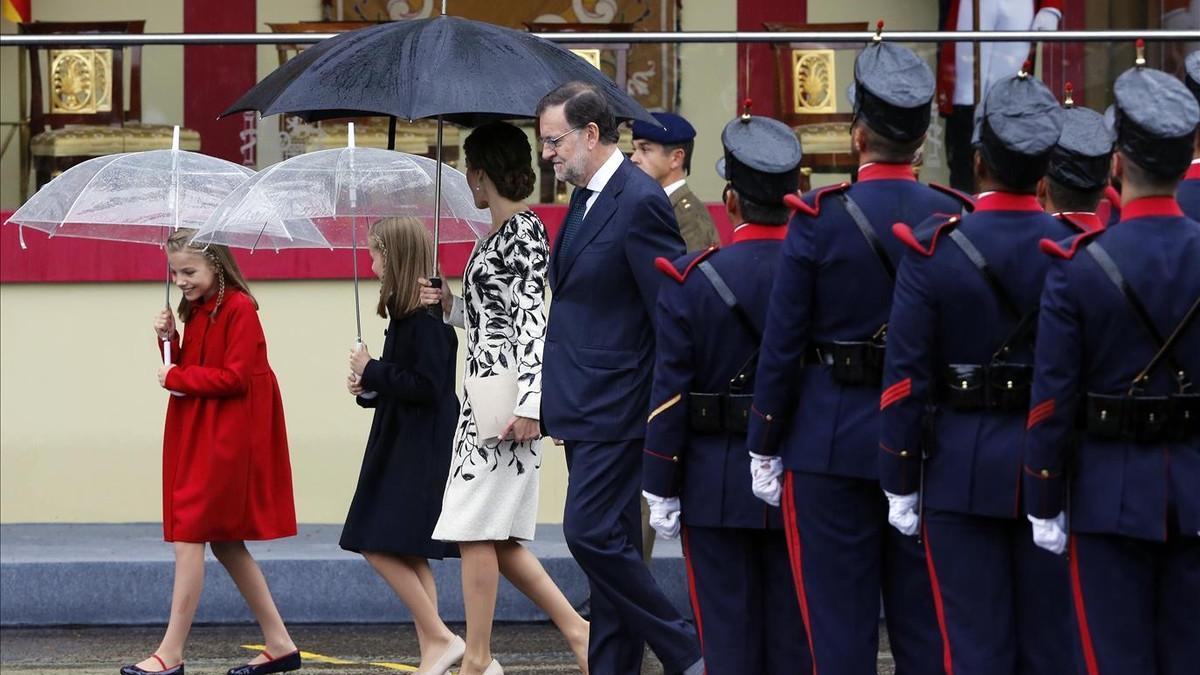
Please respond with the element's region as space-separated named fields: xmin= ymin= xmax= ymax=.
xmin=422 ymin=122 xmax=588 ymax=675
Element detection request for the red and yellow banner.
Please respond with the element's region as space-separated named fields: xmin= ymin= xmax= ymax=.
xmin=1 ymin=0 xmax=31 ymax=23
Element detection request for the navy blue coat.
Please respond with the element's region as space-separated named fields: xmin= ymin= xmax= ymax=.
xmin=745 ymin=163 xmax=973 ymax=479
xmin=1024 ymin=197 xmax=1200 ymax=541
xmin=1176 ymin=162 xmax=1200 ymax=221
xmin=643 ymin=227 xmax=786 ymax=529
xmin=542 ymin=155 xmax=686 ymax=441
xmin=878 ymin=192 xmax=1075 ymax=519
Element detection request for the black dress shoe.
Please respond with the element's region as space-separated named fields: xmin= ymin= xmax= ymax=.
xmin=120 ymin=655 xmax=184 ymax=675
xmin=227 ymin=650 xmax=301 ymax=675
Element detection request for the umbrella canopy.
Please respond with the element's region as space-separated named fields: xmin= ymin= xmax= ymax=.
xmin=221 ymin=15 xmax=655 ymax=127
xmin=7 ymin=135 xmax=253 ymax=245
xmin=190 ymin=142 xmax=489 ymax=251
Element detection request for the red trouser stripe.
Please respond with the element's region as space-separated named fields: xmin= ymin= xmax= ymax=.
xmin=1069 ymin=535 xmax=1101 ymax=675
xmin=922 ymin=523 xmax=955 ymax=675
xmin=680 ymin=526 xmax=706 ymax=656
xmin=782 ymin=472 xmax=819 ymax=675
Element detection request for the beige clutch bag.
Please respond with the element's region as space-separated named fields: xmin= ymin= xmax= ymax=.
xmin=464 ymin=369 xmax=519 ymax=440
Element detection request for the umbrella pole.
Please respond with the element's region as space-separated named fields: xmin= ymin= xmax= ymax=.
xmin=427 ymin=115 xmax=444 ymax=313
xmin=352 ymin=213 xmax=363 ymax=343
xmin=388 ymin=116 xmax=397 ymax=151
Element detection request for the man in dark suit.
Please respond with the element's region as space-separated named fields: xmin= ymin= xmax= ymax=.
xmin=536 ymin=81 xmax=702 ymax=675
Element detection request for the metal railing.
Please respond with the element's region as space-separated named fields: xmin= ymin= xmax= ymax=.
xmin=0 ymin=29 xmax=1196 ymax=47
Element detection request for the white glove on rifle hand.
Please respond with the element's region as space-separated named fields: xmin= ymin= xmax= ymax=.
xmin=885 ymin=491 xmax=920 ymax=536
xmin=643 ymin=491 xmax=681 ymax=540
xmin=749 ymin=452 xmax=783 ymax=507
xmin=1031 ymin=7 xmax=1061 ymax=31
xmin=1028 ymin=512 xmax=1067 ymax=555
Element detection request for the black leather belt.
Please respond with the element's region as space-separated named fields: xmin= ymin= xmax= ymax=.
xmin=1083 ymin=392 xmax=1200 ymax=442
xmin=687 ymin=392 xmax=753 ymax=435
xmin=939 ymin=362 xmax=1033 ymax=412
xmin=807 ymin=341 xmax=885 ymax=386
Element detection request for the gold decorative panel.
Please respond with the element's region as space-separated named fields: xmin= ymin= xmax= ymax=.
xmin=570 ymin=49 xmax=602 ymax=70
xmin=49 ymin=49 xmax=113 ymax=114
xmin=791 ymin=49 xmax=836 ymax=114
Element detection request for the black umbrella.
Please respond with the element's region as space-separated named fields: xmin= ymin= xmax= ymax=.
xmin=222 ymin=13 xmax=656 ymax=279
xmin=222 ymin=15 xmax=655 ymax=127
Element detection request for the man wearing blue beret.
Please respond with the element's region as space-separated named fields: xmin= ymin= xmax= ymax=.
xmin=632 ymin=112 xmax=720 ymax=253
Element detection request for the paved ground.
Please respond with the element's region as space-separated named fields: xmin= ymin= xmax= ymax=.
xmin=0 ymin=623 xmax=896 ymax=674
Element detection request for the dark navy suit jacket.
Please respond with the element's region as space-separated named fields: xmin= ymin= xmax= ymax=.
xmin=542 ymin=154 xmax=686 ymax=441
xmin=1024 ymin=197 xmax=1200 ymax=541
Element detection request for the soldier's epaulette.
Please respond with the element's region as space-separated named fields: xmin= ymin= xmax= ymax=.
xmin=930 ymin=183 xmax=977 ymax=212
xmin=782 ymin=182 xmax=851 ymax=217
xmin=892 ymin=212 xmax=962 ymax=257
xmin=1039 ymin=229 xmax=1103 ymax=260
xmin=654 ymin=245 xmax=719 ymax=283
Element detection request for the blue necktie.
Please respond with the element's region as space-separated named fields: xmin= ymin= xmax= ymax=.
xmin=558 ymin=187 xmax=592 ymax=257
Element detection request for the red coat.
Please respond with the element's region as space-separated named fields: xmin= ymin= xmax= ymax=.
xmin=159 ymin=289 xmax=296 ymax=542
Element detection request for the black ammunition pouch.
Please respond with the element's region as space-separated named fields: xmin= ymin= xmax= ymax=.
xmin=1083 ymin=392 xmax=1200 ymax=442
xmin=940 ymin=362 xmax=1033 ymax=412
xmin=687 ymin=392 xmax=754 ymax=435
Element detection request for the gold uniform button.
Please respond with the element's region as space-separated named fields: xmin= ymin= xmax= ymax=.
xmin=900 ymin=450 xmax=909 ymax=457
xmin=765 ymin=414 xmax=774 ymax=422
xmin=1040 ymin=469 xmax=1050 ymax=478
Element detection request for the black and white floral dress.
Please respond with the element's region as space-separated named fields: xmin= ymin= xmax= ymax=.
xmin=432 ymin=211 xmax=548 ymax=542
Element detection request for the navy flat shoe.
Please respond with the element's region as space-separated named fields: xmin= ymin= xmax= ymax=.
xmin=120 ymin=654 xmax=183 ymax=675
xmin=227 ymin=649 xmax=301 ymax=675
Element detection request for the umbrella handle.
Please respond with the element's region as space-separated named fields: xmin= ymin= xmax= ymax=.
xmin=163 ymin=338 xmax=185 ymax=397
xmin=354 ymin=340 xmax=378 ymax=400
xmin=426 ymin=276 xmax=443 ymax=318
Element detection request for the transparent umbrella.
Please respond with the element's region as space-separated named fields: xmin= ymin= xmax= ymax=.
xmin=191 ymin=123 xmax=489 ymax=342
xmin=6 ymin=127 xmax=255 ymax=365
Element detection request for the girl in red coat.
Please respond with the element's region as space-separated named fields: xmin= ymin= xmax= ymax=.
xmin=123 ymin=229 xmax=300 ymax=675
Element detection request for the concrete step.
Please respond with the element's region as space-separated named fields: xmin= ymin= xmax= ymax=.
xmin=0 ymin=524 xmax=691 ymax=627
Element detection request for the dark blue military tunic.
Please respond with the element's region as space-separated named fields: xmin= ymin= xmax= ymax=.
xmin=644 ymin=225 xmax=809 ymax=675
xmin=879 ymin=191 xmax=1076 ymax=675
xmin=1024 ymin=197 xmax=1200 ymax=673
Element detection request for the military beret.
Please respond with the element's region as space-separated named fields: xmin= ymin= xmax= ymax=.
xmin=715 ymin=113 xmax=802 ymax=207
xmin=852 ymin=40 xmax=935 ymax=142
xmin=1048 ymin=105 xmax=1115 ymax=192
xmin=631 ymin=112 xmax=696 ymax=145
xmin=1106 ymin=61 xmax=1200 ymax=178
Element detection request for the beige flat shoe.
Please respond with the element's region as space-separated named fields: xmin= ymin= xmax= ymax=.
xmin=420 ymin=635 xmax=465 ymax=675
xmin=481 ymin=659 xmax=503 ymax=675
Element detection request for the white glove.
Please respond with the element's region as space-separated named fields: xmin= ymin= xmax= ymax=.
xmin=1028 ymin=512 xmax=1067 ymax=555
xmin=749 ymin=453 xmax=783 ymax=507
xmin=643 ymin=491 xmax=681 ymax=540
xmin=1031 ymin=8 xmax=1061 ymax=31
xmin=885 ymin=491 xmax=920 ymax=536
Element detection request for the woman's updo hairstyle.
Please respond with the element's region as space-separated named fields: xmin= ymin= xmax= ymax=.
xmin=463 ymin=121 xmax=536 ymax=202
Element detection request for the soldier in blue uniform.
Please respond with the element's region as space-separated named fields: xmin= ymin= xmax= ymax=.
xmin=1036 ymin=87 xmax=1114 ymax=233
xmin=1176 ymin=50 xmax=1200 ymax=219
xmin=743 ymin=35 xmax=973 ymax=675
xmin=877 ymin=66 xmax=1076 ymax=674
xmin=1023 ymin=54 xmax=1200 ymax=675
xmin=642 ymin=109 xmax=809 ymax=675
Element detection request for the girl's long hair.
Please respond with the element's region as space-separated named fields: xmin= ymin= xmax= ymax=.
xmin=369 ymin=216 xmax=432 ymax=319
xmin=166 ymin=228 xmax=257 ymax=322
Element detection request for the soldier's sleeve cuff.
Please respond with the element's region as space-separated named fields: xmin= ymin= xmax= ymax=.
xmin=879 ymin=442 xmax=921 ymax=495
xmin=746 ymin=405 xmax=782 ymax=456
xmin=643 ymin=448 xmax=681 ymax=498
xmin=1023 ymin=465 xmax=1065 ymax=519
